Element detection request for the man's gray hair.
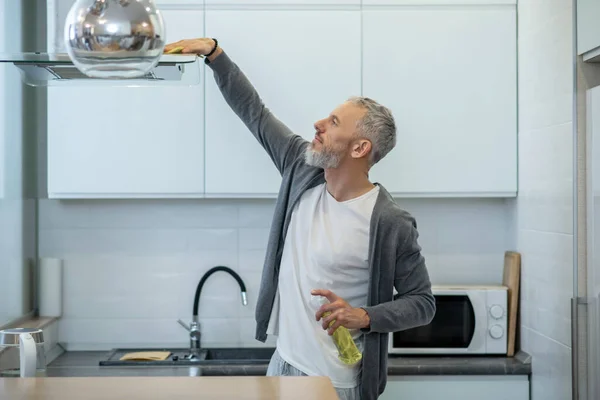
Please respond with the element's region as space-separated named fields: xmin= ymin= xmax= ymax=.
xmin=347 ymin=96 xmax=396 ymax=166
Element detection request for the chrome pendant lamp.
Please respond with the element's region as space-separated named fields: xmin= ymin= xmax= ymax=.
xmin=63 ymin=0 xmax=166 ymax=79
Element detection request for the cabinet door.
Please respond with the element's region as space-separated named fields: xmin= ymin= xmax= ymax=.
xmin=577 ymin=0 xmax=600 ymax=56
xmin=363 ymin=7 xmax=517 ymax=196
xmin=205 ymin=0 xmax=359 ymax=4
xmin=0 ymin=70 xmax=4 ymax=200
xmin=47 ymin=11 xmax=205 ymax=198
xmin=204 ymin=10 xmax=361 ymax=196
xmin=379 ymin=376 xmax=529 ymax=400
xmin=362 ymin=0 xmax=515 ymax=4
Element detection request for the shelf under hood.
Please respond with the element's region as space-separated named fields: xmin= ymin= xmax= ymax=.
xmin=0 ymin=52 xmax=201 ymax=87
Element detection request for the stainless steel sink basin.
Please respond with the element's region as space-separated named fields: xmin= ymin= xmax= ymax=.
xmin=202 ymin=347 xmax=275 ymax=363
xmin=99 ymin=347 xmax=275 ymax=367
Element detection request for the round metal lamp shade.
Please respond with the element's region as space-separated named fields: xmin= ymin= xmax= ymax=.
xmin=63 ymin=0 xmax=166 ymax=79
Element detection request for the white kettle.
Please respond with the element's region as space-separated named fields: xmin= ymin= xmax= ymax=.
xmin=0 ymin=328 xmax=45 ymax=377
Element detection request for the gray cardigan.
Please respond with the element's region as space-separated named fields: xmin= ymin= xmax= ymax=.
xmin=206 ymin=51 xmax=436 ymax=400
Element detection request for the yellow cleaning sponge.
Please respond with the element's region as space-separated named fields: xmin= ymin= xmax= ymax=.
xmin=119 ymin=351 xmax=171 ymax=361
xmin=165 ymin=46 xmax=184 ymax=54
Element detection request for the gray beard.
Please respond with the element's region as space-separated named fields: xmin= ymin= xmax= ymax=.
xmin=304 ymin=145 xmax=342 ymax=169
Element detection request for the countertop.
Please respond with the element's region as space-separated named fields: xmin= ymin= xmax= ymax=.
xmin=44 ymin=350 xmax=532 ymax=377
xmin=0 ymin=376 xmax=338 ymax=400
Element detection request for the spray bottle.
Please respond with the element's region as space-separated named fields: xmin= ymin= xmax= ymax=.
xmin=318 ymin=297 xmax=363 ymax=366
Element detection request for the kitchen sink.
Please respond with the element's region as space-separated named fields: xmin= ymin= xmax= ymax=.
xmin=99 ymin=347 xmax=275 ymax=367
xmin=203 ymin=347 xmax=275 ymax=362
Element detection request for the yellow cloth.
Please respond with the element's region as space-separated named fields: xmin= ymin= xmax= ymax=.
xmin=165 ymin=46 xmax=184 ymax=54
xmin=119 ymin=351 xmax=171 ymax=361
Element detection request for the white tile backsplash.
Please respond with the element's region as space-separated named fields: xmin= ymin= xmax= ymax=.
xmin=521 ymin=327 xmax=572 ymax=400
xmin=516 ymin=0 xmax=574 ymax=398
xmin=58 ymin=317 xmax=241 ymax=350
xmin=40 ymin=197 xmax=513 ymax=350
xmin=239 ymin=249 xmax=271 ymax=273
xmin=239 ymin=228 xmax=271 ymax=250
xmin=518 ymin=124 xmax=573 ymax=196
xmin=238 ymin=201 xmax=276 ymax=228
xmin=39 ymin=200 xmax=241 ymax=230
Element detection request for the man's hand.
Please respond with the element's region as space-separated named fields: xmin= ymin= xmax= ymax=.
xmin=312 ymin=289 xmax=371 ymax=336
xmin=164 ymin=38 xmax=222 ymax=61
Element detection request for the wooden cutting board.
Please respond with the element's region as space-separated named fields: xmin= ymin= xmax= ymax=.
xmin=502 ymin=251 xmax=521 ymax=357
xmin=119 ymin=351 xmax=171 ymax=361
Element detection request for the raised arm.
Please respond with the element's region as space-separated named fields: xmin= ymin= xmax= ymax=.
xmin=164 ymin=38 xmax=307 ymax=175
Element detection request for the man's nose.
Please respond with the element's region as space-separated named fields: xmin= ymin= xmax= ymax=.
xmin=314 ymin=119 xmax=325 ymax=131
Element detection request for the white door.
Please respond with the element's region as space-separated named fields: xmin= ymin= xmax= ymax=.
xmin=204 ymin=9 xmax=361 ymax=196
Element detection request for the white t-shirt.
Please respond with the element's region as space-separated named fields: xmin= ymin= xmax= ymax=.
xmin=266 ymin=182 xmax=379 ymax=388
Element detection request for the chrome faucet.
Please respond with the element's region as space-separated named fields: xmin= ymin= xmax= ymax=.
xmin=178 ymin=266 xmax=248 ymax=358
xmin=177 ymin=319 xmax=201 ymax=358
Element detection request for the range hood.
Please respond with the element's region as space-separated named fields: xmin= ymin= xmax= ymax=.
xmin=0 ymin=52 xmax=201 ymax=87
xmin=0 ymin=0 xmax=203 ymax=87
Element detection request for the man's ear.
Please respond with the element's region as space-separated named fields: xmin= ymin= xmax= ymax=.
xmin=352 ymin=139 xmax=372 ymax=160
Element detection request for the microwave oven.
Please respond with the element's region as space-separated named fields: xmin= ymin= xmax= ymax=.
xmin=388 ymin=284 xmax=508 ymax=355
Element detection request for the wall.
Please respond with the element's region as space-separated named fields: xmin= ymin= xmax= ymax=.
xmin=515 ymin=0 xmax=574 ymax=399
xmin=0 ymin=0 xmax=24 ymax=327
xmin=575 ymin=5 xmax=600 ymax=398
xmin=0 ymin=0 xmax=41 ymax=328
xmin=39 ymin=197 xmax=512 ymax=350
xmin=34 ymin=0 xmax=519 ymax=351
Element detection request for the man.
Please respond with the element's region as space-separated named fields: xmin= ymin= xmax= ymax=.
xmin=164 ymin=38 xmax=436 ymax=400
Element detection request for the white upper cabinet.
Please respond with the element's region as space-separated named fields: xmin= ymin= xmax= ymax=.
xmin=47 ymin=85 xmax=204 ymax=198
xmin=47 ymin=10 xmax=205 ymax=198
xmin=363 ymin=6 xmax=517 ymax=196
xmin=577 ymin=0 xmax=600 ymax=61
xmin=203 ymin=0 xmax=359 ymax=5
xmin=362 ymin=0 xmax=515 ymax=4
xmin=46 ymin=1 xmax=519 ymax=199
xmin=204 ymin=10 xmax=361 ymax=196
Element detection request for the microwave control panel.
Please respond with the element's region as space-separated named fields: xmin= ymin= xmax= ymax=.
xmin=486 ymin=289 xmax=508 ymax=353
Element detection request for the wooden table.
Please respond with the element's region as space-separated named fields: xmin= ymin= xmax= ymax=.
xmin=0 ymin=376 xmax=339 ymax=399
